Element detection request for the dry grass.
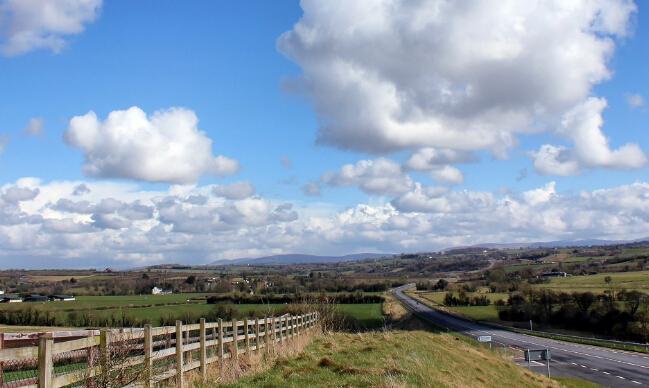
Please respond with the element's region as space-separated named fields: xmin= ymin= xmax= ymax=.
xmin=221 ymin=330 xmax=562 ymax=388
xmin=382 ymin=292 xmax=408 ymax=321
xmin=382 ymin=292 xmax=429 ymax=331
xmin=189 ymin=328 xmax=319 ymax=387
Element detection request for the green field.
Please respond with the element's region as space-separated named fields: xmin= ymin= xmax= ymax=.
xmin=0 ymin=293 xmax=211 ymax=312
xmin=0 ymin=293 xmax=385 ymax=329
xmin=334 ymin=304 xmax=384 ymax=328
xmin=413 ymin=291 xmax=501 ymax=322
xmin=417 ymin=291 xmax=508 ymax=304
xmin=533 ymin=270 xmax=649 ymax=293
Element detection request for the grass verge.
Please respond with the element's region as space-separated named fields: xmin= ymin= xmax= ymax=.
xmin=216 ymin=330 xmax=560 ymax=388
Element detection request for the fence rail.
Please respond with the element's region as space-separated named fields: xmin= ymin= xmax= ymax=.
xmin=0 ymin=312 xmax=319 ymax=388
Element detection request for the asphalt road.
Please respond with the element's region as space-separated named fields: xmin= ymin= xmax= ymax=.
xmin=393 ymin=284 xmax=649 ymax=387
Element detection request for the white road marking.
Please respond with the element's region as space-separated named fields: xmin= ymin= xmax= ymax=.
xmin=469 ymin=329 xmax=649 ymax=370
xmin=617 ymin=376 xmax=626 ymax=380
xmin=631 ymin=381 xmax=641 ymax=385
xmin=603 ymin=372 xmax=610 ymax=375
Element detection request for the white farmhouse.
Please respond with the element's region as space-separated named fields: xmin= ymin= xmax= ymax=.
xmin=152 ymin=286 xmax=172 ymax=295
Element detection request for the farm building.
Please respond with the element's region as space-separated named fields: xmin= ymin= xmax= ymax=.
xmin=50 ymin=295 xmax=76 ymax=301
xmin=540 ymin=271 xmax=568 ymax=278
xmin=24 ymin=294 xmax=49 ymax=302
xmin=0 ymin=294 xmax=22 ymax=303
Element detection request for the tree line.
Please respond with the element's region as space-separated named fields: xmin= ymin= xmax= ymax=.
xmin=497 ymin=289 xmax=649 ymax=342
xmin=206 ymin=292 xmax=385 ymax=305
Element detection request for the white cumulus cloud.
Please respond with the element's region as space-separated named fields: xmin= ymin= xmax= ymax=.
xmin=211 ymin=182 xmax=255 ymax=200
xmin=0 ymin=0 xmax=102 ymax=56
xmin=2 ymin=178 xmax=649 ymax=267
xmin=533 ymin=98 xmax=647 ymax=175
xmin=279 ymin=0 xmax=642 ymax=176
xmin=64 ymin=106 xmax=239 ymax=184
xmin=321 ymin=158 xmax=413 ymax=196
xmin=430 ymin=165 xmax=464 ymax=185
xmin=405 ymin=148 xmax=475 ymax=171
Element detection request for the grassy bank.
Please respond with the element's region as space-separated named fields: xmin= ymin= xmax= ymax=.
xmin=217 ymin=330 xmax=559 ymax=388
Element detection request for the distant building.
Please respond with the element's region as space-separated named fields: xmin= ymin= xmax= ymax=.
xmin=24 ymin=294 xmax=49 ymax=302
xmin=50 ymin=295 xmax=76 ymax=302
xmin=152 ymin=287 xmax=172 ymax=295
xmin=540 ymin=271 xmax=568 ymax=278
xmin=1 ymin=294 xmax=22 ymax=303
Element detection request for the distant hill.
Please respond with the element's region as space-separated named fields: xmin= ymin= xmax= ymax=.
xmin=467 ymin=237 xmax=649 ymax=249
xmin=210 ymin=252 xmax=390 ymax=266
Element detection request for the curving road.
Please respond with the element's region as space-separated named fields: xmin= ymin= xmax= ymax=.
xmin=393 ymin=284 xmax=649 ymax=387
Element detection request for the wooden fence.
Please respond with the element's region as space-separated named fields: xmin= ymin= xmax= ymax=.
xmin=0 ymin=312 xmax=319 ymax=388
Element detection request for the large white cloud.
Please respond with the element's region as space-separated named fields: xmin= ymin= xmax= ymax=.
xmin=0 ymin=0 xmax=102 ymax=56
xmin=64 ymin=106 xmax=239 ymax=184
xmin=279 ymin=0 xmax=642 ymax=175
xmin=3 ymin=178 xmax=649 ymax=267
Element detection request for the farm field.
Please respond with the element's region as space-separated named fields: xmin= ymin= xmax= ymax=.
xmin=532 ymin=270 xmax=649 ymax=293
xmin=416 ymin=291 xmax=508 ymax=304
xmin=412 ymin=291 xmax=503 ymax=322
xmin=0 ymin=293 xmax=385 ymax=329
xmin=0 ymin=293 xmax=211 ymax=312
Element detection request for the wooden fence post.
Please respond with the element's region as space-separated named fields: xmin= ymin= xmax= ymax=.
xmin=99 ymin=330 xmax=110 ymax=378
xmin=38 ymin=334 xmax=53 ymax=388
xmin=264 ymin=317 xmax=273 ymax=348
xmin=218 ymin=319 xmax=224 ymax=361
xmin=260 ymin=317 xmax=273 ymax=348
xmin=199 ymin=318 xmax=207 ymax=382
xmin=176 ymin=321 xmax=184 ymax=388
xmin=232 ymin=319 xmax=239 ymax=359
xmin=254 ymin=318 xmax=260 ymax=350
xmin=280 ymin=316 xmax=285 ymax=343
xmin=290 ymin=315 xmax=294 ymax=338
xmin=244 ymin=319 xmax=250 ymax=354
xmin=144 ymin=324 xmax=153 ymax=388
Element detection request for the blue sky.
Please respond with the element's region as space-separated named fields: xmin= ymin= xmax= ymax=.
xmin=0 ymin=0 xmax=648 ymax=268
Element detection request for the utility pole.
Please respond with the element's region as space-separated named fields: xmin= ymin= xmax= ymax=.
xmin=529 ymin=320 xmax=533 ymax=331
